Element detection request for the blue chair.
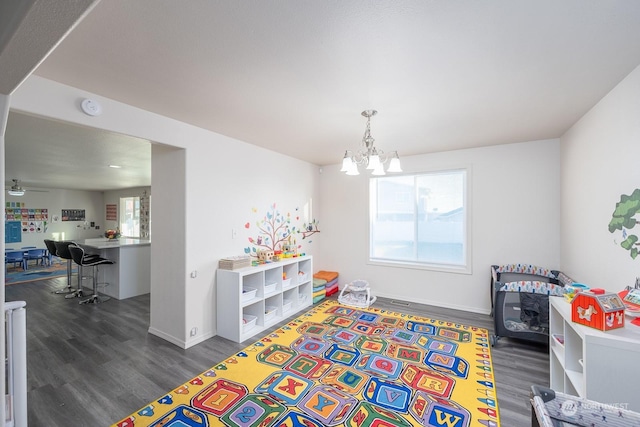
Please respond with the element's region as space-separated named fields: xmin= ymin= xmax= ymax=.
xmin=5 ymin=251 xmax=26 ymax=271
xmin=24 ymin=249 xmax=47 ymax=270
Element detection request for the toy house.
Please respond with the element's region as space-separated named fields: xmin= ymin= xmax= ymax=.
xmin=257 ymin=249 xmax=274 ymax=263
xmin=571 ymin=288 xmax=625 ymax=331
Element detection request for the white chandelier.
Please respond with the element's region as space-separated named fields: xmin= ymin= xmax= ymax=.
xmin=340 ymin=110 xmax=402 ymax=176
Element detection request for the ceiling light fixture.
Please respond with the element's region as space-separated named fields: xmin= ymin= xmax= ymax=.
xmin=108 ymin=164 xmax=122 ymax=169
xmin=7 ymin=179 xmax=25 ymax=196
xmin=340 ymin=110 xmax=402 ymax=176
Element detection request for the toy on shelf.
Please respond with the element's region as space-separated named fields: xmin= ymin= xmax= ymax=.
xmin=338 ymin=279 xmax=377 ymax=308
xmin=618 ymin=277 xmax=640 ymax=318
xmin=282 ymin=235 xmax=298 ymax=258
xmin=563 ymin=283 xmax=589 ymax=302
xmin=257 ymin=249 xmax=274 ymax=263
xmin=571 ymin=288 xmax=625 ymax=331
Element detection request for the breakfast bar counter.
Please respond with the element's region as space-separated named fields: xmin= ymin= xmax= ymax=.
xmin=78 ymin=238 xmax=151 ymax=300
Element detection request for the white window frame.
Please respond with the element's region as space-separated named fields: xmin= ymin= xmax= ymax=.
xmin=119 ymin=196 xmax=141 ymax=238
xmin=368 ymin=167 xmax=472 ymax=274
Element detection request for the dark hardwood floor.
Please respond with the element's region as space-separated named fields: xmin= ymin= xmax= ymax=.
xmin=5 ymin=276 xmax=548 ymax=426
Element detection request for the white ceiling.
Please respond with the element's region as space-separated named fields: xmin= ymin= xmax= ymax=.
xmin=6 ymin=0 xmax=640 ymax=191
xmin=5 ymin=111 xmax=150 ymax=192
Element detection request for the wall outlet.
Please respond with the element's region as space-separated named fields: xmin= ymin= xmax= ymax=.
xmin=190 ymin=327 xmax=197 ymax=337
xmin=231 ymin=228 xmax=237 ymax=239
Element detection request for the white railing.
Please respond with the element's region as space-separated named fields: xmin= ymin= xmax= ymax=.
xmin=5 ymin=301 xmax=26 ymax=427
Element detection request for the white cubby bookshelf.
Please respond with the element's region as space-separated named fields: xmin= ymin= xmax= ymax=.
xmin=216 ymin=255 xmax=313 ymax=343
xmin=549 ymin=296 xmax=640 ymax=411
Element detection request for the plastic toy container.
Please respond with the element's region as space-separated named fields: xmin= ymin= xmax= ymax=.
xmin=241 ymin=287 xmax=257 ymax=302
xmin=264 ymin=306 xmax=277 ymax=321
xmin=242 ymin=314 xmax=257 ymax=332
xmin=264 ymin=282 xmax=277 ymax=294
xmin=282 ymin=278 xmax=292 ymax=288
xmin=282 ymin=299 xmax=293 ymax=313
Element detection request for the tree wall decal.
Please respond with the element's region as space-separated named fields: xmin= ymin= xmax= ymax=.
xmin=244 ymin=203 xmax=320 ymax=257
xmin=609 ymin=188 xmax=640 ymax=259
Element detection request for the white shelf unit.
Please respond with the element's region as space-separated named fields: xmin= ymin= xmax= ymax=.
xmin=549 ymin=297 xmax=640 ymax=411
xmin=216 ymin=255 xmax=313 ymax=343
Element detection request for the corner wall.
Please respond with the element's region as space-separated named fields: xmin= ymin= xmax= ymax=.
xmin=560 ymin=64 xmax=640 ymax=289
xmin=10 ymin=76 xmax=321 ymax=348
xmin=319 ymin=139 xmax=561 ymax=314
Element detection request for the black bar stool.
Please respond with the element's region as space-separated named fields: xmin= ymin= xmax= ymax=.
xmin=68 ymin=243 xmax=114 ymax=304
xmin=51 ymin=241 xmax=74 ymax=295
xmin=54 ymin=241 xmax=100 ymax=299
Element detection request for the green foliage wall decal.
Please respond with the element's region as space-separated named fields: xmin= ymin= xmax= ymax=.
xmin=609 ymin=189 xmax=640 ymax=259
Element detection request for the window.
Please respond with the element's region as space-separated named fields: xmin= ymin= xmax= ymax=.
xmin=120 ymin=196 xmax=140 ymax=238
xmin=369 ymin=168 xmax=469 ymax=272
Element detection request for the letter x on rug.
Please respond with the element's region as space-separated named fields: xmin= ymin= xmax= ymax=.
xmin=112 ymin=299 xmax=499 ymax=427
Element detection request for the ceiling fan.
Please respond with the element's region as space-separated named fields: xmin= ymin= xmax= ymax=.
xmin=6 ymin=179 xmax=48 ymax=196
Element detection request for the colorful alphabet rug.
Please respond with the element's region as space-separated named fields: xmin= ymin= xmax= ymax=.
xmin=112 ymin=300 xmax=500 ymax=427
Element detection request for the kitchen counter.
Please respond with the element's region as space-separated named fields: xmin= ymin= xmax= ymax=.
xmin=78 ymin=238 xmax=151 ymax=300
xmin=80 ymin=238 xmax=151 ymax=249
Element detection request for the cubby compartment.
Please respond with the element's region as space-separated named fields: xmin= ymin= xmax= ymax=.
xmin=283 ymin=288 xmax=297 ymax=314
xmin=217 ymin=255 xmax=313 ymax=342
xmin=283 ymin=263 xmax=298 ymax=289
xmin=243 ymin=301 xmax=263 ymax=332
xmin=282 ymin=298 xmax=293 ymax=315
xmin=264 ymin=281 xmax=277 ymax=295
xmin=264 ymin=294 xmax=282 ymax=325
xmin=242 ymin=271 xmax=263 ymax=304
xmin=297 ymin=281 xmax=311 ymax=307
xmin=242 ymin=314 xmax=258 ymax=333
xmin=265 ymin=267 xmax=282 ymax=295
xmin=298 ymin=258 xmax=312 ymax=284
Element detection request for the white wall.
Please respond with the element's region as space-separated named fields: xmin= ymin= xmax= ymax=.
xmin=10 ymin=76 xmax=321 ymax=348
xmin=319 ymin=139 xmax=561 ymax=314
xmin=561 ymin=64 xmax=640 ymax=290
xmin=6 ymin=188 xmax=104 ymax=247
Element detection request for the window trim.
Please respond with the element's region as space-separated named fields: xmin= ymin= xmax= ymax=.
xmin=368 ymin=166 xmax=472 ymax=275
xmin=119 ymin=196 xmax=141 ymax=238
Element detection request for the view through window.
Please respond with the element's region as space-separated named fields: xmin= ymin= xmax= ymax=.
xmin=120 ymin=196 xmax=141 ymax=238
xmin=369 ymin=169 xmax=468 ymax=271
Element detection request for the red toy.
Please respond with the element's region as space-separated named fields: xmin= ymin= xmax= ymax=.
xmin=571 ymin=288 xmax=625 ymax=331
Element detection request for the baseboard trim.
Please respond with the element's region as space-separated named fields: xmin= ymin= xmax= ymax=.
xmin=185 ymin=331 xmax=215 ymax=348
xmin=148 ymin=327 xmax=187 ymax=348
xmin=148 ymin=327 xmax=216 ymax=349
xmin=374 ymin=290 xmax=491 ymax=315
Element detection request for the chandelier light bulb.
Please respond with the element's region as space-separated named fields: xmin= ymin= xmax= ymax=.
xmin=387 ymin=153 xmax=403 ymax=173
xmin=340 ymin=152 xmax=353 ymax=172
xmin=371 ymin=163 xmax=386 ymax=176
xmin=341 ymin=110 xmax=402 ymax=176
xmin=346 ymin=162 xmax=360 ymax=175
xmin=367 ymin=153 xmax=381 ymax=170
